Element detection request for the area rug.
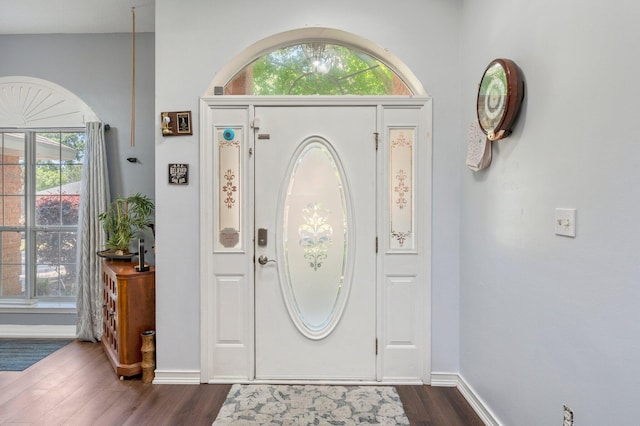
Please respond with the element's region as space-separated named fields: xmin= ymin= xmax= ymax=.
xmin=213 ymin=384 xmax=409 ymax=425
xmin=0 ymin=338 xmax=73 ymax=371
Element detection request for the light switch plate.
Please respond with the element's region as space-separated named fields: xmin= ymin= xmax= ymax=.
xmin=555 ymin=208 xmax=576 ymax=237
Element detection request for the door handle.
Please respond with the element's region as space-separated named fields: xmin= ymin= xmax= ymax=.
xmin=257 ymin=255 xmax=276 ymax=265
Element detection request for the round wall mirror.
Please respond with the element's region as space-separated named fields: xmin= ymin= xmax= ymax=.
xmin=476 ymin=58 xmax=524 ymax=141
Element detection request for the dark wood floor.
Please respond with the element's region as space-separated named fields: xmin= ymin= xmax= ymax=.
xmin=0 ymin=341 xmax=483 ymax=425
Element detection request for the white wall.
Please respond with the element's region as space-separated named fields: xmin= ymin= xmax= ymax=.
xmin=155 ymin=0 xmax=462 ymax=374
xmin=459 ymin=0 xmax=640 ymax=424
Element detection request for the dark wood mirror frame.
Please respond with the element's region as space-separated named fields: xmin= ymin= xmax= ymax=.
xmin=476 ymin=58 xmax=525 ymax=141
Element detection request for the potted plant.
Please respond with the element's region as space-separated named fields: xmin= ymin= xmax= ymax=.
xmin=98 ymin=193 xmax=155 ymax=257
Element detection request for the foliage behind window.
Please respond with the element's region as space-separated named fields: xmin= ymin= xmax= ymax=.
xmin=0 ymin=131 xmax=83 ymax=300
xmin=225 ymin=43 xmax=412 ymax=96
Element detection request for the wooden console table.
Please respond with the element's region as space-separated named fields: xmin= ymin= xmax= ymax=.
xmin=101 ymin=260 xmax=156 ymax=378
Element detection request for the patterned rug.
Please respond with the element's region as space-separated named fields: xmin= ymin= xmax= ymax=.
xmin=0 ymin=338 xmax=73 ymax=371
xmin=213 ymin=384 xmax=409 ymax=425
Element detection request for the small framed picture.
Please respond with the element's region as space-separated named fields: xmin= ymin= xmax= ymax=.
xmin=161 ymin=111 xmax=193 ymax=136
xmin=168 ymin=163 xmax=189 ymax=185
xmin=176 ymin=112 xmax=192 ymax=134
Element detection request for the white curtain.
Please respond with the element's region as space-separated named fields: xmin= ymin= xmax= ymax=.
xmin=76 ymin=122 xmax=110 ymax=342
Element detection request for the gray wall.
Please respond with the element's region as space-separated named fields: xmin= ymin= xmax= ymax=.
xmin=459 ymin=0 xmax=640 ymax=424
xmin=0 ymin=33 xmax=155 ymax=199
xmin=154 ymin=0 xmax=463 ymax=374
xmin=0 ymin=33 xmax=155 ymax=325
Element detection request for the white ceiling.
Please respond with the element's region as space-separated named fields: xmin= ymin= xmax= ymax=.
xmin=0 ymin=0 xmax=155 ymax=34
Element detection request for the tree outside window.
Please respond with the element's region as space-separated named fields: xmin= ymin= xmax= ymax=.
xmin=225 ymin=43 xmax=412 ymax=96
xmin=0 ymin=131 xmax=84 ymax=300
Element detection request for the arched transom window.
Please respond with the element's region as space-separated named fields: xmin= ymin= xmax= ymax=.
xmin=224 ymin=42 xmax=412 ymax=96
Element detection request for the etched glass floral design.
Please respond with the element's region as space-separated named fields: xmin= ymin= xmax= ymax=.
xmin=299 ymin=203 xmax=333 ymax=271
xmin=389 ymin=128 xmax=414 ymax=250
xmin=222 ymin=169 xmax=237 ymax=209
xmin=394 ymin=169 xmax=409 ymax=210
xmin=281 ymin=138 xmax=350 ymax=335
xmin=217 ymin=127 xmax=242 ymax=250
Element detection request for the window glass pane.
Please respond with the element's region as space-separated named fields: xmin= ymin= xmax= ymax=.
xmin=216 ymin=127 xmax=242 ymax=251
xmin=0 ymin=195 xmax=25 ymax=227
xmin=0 ymin=131 xmax=83 ymax=301
xmin=389 ymin=128 xmax=415 ymax=251
xmin=35 ymin=231 xmax=76 ymax=297
xmin=61 ymin=195 xmax=80 ymax=226
xmin=35 ymin=132 xmax=83 ymax=228
xmin=34 ymin=263 xmax=65 ymax=297
xmin=225 ymin=43 xmax=412 ymax=95
xmin=282 ymin=140 xmax=350 ymax=335
xmin=37 ymin=231 xmax=60 ymax=264
xmin=60 ymin=231 xmax=78 ymax=293
xmin=35 ymin=195 xmax=60 ymax=226
xmin=0 ymin=133 xmax=26 ymax=226
xmin=1 ymin=132 xmax=25 ymax=161
xmin=1 ymin=133 xmax=25 ymax=198
xmin=62 ymin=165 xmax=82 ymax=194
xmin=0 ymin=231 xmax=25 ymax=297
xmin=36 ymin=164 xmax=61 ymax=194
xmin=36 ymin=132 xmax=83 ymax=190
xmin=1 ymin=165 xmax=24 ymax=195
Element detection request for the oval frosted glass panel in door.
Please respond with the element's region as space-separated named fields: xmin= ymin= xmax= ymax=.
xmin=281 ymin=138 xmax=351 ymax=338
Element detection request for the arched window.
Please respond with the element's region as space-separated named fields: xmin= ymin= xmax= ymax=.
xmin=224 ymin=42 xmax=412 ymax=96
xmin=0 ymin=77 xmax=99 ymax=302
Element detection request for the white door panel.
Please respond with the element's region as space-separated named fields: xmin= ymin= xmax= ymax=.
xmin=254 ymin=106 xmax=377 ymax=380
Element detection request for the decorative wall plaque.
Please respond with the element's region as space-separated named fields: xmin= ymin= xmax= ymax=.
xmin=161 ymin=111 xmax=192 ymax=136
xmin=168 ymin=163 xmax=189 ymax=185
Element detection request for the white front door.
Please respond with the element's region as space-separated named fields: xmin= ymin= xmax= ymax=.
xmin=201 ymin=97 xmax=431 ymax=384
xmin=254 ymin=106 xmax=377 ymax=380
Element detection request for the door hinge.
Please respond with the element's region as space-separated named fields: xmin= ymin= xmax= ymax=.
xmin=374 ymin=132 xmax=379 ymax=151
xmin=249 ymin=147 xmax=253 ymax=157
xmin=375 ymin=338 xmax=379 ymax=355
xmin=375 ymin=237 xmax=378 ymax=253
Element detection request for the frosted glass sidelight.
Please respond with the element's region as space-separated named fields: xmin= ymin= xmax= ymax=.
xmin=389 ymin=128 xmax=415 ymax=251
xmin=281 ymin=138 xmax=351 ymax=338
xmin=216 ymin=127 xmax=242 ymax=250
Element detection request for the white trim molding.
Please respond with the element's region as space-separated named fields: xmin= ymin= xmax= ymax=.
xmin=153 ymin=370 xmax=201 ymax=385
xmin=0 ymin=76 xmax=100 ymax=128
xmin=431 ymin=372 xmax=501 ymax=426
xmin=429 ymin=372 xmax=459 ymax=387
xmin=0 ymin=324 xmax=76 ymax=338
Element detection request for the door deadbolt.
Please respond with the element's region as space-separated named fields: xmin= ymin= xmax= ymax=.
xmin=258 ymin=228 xmax=268 ymax=246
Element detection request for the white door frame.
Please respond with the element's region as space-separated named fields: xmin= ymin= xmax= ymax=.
xmin=200 ymin=96 xmax=432 ymax=384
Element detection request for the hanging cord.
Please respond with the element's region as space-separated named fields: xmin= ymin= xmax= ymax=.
xmin=130 ymin=7 xmax=136 ymax=147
